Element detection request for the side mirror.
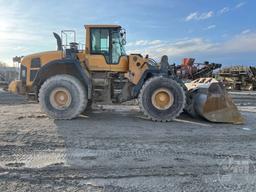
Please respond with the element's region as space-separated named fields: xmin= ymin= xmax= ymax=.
xmin=121 ymin=39 xmax=126 ymax=45
xmin=120 ymin=28 xmax=126 ymax=45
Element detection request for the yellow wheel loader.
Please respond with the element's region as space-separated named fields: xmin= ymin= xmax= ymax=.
xmin=9 ymin=25 xmax=244 ymax=124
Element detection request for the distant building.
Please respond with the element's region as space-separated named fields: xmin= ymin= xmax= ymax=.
xmin=0 ymin=67 xmax=19 ymax=83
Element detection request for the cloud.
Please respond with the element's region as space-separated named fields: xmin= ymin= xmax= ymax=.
xmin=127 ymin=38 xmax=215 ymax=58
xmin=135 ymin=40 xmax=148 ymax=46
xmin=185 ymin=12 xmax=198 ymax=21
xmin=185 ymin=2 xmax=246 ymax=23
xmin=241 ymin=29 xmax=251 ymax=34
xmin=13 ymin=46 xmax=29 ymax=52
xmin=127 ymin=32 xmax=256 ymax=60
xmin=219 ymin=32 xmax=256 ymax=53
xmin=148 ymin=40 xmax=162 ymax=45
xmin=212 ymin=3 xmax=246 ymax=18
xmin=219 ymin=7 xmax=230 ymax=14
xmin=235 ymin=2 xmax=246 ymax=8
xmin=127 ymin=40 xmax=162 ymax=47
xmin=216 ymin=2 xmax=245 ymax=17
xmin=185 ymin=11 xmax=214 ymax=21
xmin=206 ymin=25 xmax=216 ymax=30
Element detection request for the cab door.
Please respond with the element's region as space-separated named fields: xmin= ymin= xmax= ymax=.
xmin=109 ymin=30 xmax=128 ymax=72
xmin=86 ymin=28 xmax=128 ymax=72
xmin=86 ymin=28 xmax=111 ymax=71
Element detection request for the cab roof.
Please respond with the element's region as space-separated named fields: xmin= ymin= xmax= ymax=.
xmin=84 ymin=24 xmax=121 ymax=29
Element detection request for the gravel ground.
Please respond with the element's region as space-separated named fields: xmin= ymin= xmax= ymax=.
xmin=0 ymin=89 xmax=256 ymax=191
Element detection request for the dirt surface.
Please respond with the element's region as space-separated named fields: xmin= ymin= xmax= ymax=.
xmin=229 ymin=91 xmax=256 ymax=107
xmin=0 ymin=89 xmax=256 ymax=191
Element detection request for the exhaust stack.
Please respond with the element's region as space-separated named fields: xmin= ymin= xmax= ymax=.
xmin=53 ymin=32 xmax=63 ymax=51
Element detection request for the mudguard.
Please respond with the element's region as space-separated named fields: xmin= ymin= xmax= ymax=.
xmin=32 ymin=58 xmax=92 ymax=99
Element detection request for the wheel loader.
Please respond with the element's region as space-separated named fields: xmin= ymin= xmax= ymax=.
xmin=9 ymin=24 xmax=244 ymax=124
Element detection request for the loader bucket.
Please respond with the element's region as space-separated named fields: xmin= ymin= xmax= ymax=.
xmin=185 ymin=78 xmax=244 ymax=124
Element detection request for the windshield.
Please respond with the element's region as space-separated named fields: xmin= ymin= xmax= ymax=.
xmin=112 ymin=29 xmax=126 ymax=63
xmin=112 ymin=29 xmax=126 ymax=55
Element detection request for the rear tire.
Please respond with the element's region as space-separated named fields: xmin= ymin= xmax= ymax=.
xmin=138 ymin=77 xmax=185 ymax=122
xmin=39 ymin=74 xmax=87 ymax=119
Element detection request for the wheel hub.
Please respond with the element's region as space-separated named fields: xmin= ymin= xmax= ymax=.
xmin=151 ymin=88 xmax=174 ymax=110
xmin=50 ymin=87 xmax=72 ymax=110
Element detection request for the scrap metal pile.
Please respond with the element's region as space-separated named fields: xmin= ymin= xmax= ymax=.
xmin=217 ymin=66 xmax=256 ymax=91
xmin=173 ymin=58 xmax=256 ymax=91
xmin=175 ymin=58 xmax=222 ymax=80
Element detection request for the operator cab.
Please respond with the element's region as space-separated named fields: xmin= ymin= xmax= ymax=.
xmin=85 ymin=25 xmax=128 ymax=72
xmin=88 ymin=25 xmax=126 ymax=64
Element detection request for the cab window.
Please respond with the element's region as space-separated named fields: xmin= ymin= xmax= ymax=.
xmin=91 ymin=29 xmax=110 ymax=63
xmin=90 ymin=28 xmax=126 ymax=64
xmin=112 ymin=31 xmax=123 ymax=64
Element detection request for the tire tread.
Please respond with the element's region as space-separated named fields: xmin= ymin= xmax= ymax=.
xmin=38 ymin=74 xmax=87 ymax=120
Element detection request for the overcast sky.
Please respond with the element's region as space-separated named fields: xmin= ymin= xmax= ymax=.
xmin=0 ymin=0 xmax=255 ymax=66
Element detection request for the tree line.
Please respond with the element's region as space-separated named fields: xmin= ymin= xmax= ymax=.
xmin=0 ymin=61 xmax=7 ymax=68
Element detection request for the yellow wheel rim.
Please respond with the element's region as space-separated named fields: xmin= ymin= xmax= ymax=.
xmin=50 ymin=88 xmax=72 ymax=110
xmin=151 ymin=88 xmax=174 ymax=110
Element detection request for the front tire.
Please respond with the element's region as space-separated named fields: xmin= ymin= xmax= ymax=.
xmin=82 ymin=99 xmax=93 ymax=115
xmin=39 ymin=74 xmax=87 ymax=120
xmin=138 ymin=77 xmax=185 ymax=122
